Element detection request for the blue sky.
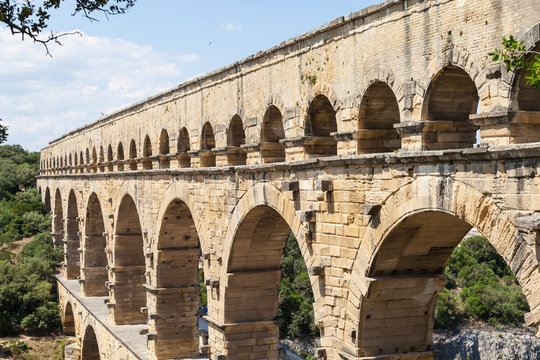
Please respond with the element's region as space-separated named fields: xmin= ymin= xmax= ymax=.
xmin=1 ymin=0 xmax=380 ymax=151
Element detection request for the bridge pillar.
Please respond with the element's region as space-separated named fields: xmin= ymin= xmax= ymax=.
xmin=145 ymin=286 xmax=199 ymax=359
xmin=81 ymin=234 xmax=108 ymax=296
xmin=206 ymin=318 xmax=279 ymax=360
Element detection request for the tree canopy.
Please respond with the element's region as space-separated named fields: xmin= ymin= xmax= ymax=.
xmin=0 ymin=0 xmax=136 ymax=55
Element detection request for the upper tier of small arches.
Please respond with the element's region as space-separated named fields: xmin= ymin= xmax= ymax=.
xmin=41 ymin=55 xmax=540 ymax=174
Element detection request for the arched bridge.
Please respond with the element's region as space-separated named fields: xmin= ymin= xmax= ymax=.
xmin=37 ymin=0 xmax=540 ymax=359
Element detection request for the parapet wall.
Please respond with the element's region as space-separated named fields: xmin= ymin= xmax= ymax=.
xmin=40 ymin=0 xmax=540 ymax=172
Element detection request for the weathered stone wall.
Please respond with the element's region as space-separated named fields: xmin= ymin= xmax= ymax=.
xmin=39 ymin=0 xmax=540 ymax=171
xmin=41 ymin=145 xmax=540 ymax=360
xmin=35 ymin=0 xmax=540 ymax=359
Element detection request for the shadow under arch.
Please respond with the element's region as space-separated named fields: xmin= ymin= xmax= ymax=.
xmin=82 ymin=193 xmax=108 ymax=297
xmin=149 ymin=197 xmax=202 ymax=359
xmin=43 ymin=187 xmax=51 ymax=213
xmin=65 ymin=189 xmax=81 ymax=280
xmin=420 ymin=65 xmax=478 ymax=150
xmin=111 ymin=194 xmax=146 ymax=325
xmin=62 ymin=301 xmax=75 ymax=336
xmin=81 ymin=325 xmax=101 ymax=360
xmin=216 ymin=183 xmax=317 ymax=358
xmin=357 ymin=80 xmax=401 ymax=154
xmin=53 ymin=189 xmax=63 ymax=247
xmin=344 ymin=178 xmax=540 ymax=358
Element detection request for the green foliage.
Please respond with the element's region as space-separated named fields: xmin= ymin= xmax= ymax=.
xmin=279 ymin=233 xmax=319 ymax=338
xmin=0 ymin=145 xmax=61 ymax=335
xmin=435 ymin=236 xmax=529 ymax=329
xmin=489 ymin=35 xmax=540 ymax=89
xmin=0 ymin=118 xmax=7 ymax=144
xmin=434 ymin=289 xmax=462 ymax=329
xmin=0 ymin=145 xmax=40 ymax=200
xmin=0 ymin=233 xmax=62 ymax=335
xmin=198 ymin=268 xmax=207 ymax=307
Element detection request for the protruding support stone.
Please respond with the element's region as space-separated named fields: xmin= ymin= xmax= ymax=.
xmin=394 ymin=122 xmax=425 ymax=152
xmin=471 ymin=111 xmax=540 ymax=146
xmin=280 ymin=137 xmax=309 ymax=162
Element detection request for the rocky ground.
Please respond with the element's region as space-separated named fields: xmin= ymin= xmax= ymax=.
xmin=281 ymin=324 xmax=540 ymax=360
xmin=434 ymin=324 xmax=540 ymax=360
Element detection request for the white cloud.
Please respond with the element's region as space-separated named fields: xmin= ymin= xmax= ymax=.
xmin=220 ymin=22 xmax=242 ymax=32
xmin=0 ymin=28 xmax=201 ymax=151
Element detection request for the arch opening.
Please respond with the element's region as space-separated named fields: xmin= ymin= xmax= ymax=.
xmin=142 ymin=135 xmax=153 ymax=170
xmin=305 ymin=94 xmax=338 ymax=157
xmin=226 ymin=115 xmax=247 ymax=165
xmin=421 ymin=66 xmax=478 ymax=150
xmin=177 ymin=127 xmax=191 ymax=168
xmin=129 ymin=139 xmax=138 ymax=170
xmin=65 ymin=190 xmax=81 ymax=280
xmin=81 ymin=325 xmax=101 ymax=360
xmin=91 ymin=147 xmax=98 ymax=173
xmin=117 ymin=142 xmax=125 ymax=171
xmin=261 ymin=105 xmax=286 ymax=163
xmin=151 ymin=199 xmax=202 ymax=358
xmin=513 ymin=44 xmax=540 ymax=112
xmin=358 ymin=81 xmax=401 ymax=153
xmin=200 ymin=122 xmax=216 ymax=167
xmin=158 ymin=129 xmax=170 ymax=169
xmin=83 ymin=193 xmax=108 ymax=296
xmin=62 ymin=302 xmax=75 ymax=336
xmin=112 ymin=195 xmax=146 ymax=325
xmin=357 ymin=210 xmax=529 ymax=358
xmin=53 ymin=189 xmax=63 ymax=247
xmin=220 ymin=205 xmax=316 ymax=358
xmin=106 ymin=144 xmax=114 ymax=172
xmin=44 ymin=187 xmax=51 ymax=213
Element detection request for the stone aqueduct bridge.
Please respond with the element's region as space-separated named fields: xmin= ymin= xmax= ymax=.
xmin=37 ymin=0 xmax=540 ymax=359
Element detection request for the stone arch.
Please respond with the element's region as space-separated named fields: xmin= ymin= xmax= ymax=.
xmin=53 ymin=189 xmax=63 ymax=235
xmin=62 ymin=301 xmax=75 ymax=336
xmin=43 ymin=187 xmax=51 ymax=213
xmin=128 ymin=139 xmax=137 ymax=170
xmin=107 ymin=144 xmax=113 ymax=162
xmin=226 ymin=115 xmax=247 ymax=165
xmin=91 ymin=147 xmax=98 ymax=173
xmin=79 ymin=152 xmax=84 ymax=167
xmin=218 ymin=183 xmax=315 ymax=357
xmin=511 ymin=48 xmax=540 ymax=112
xmin=74 ymin=152 xmax=78 ymax=166
xmin=305 ymin=93 xmax=338 ymax=157
xmin=68 ymin=153 xmax=73 ymax=167
xmin=506 ymin=22 xmax=540 ymax=112
xmin=222 ymin=183 xmax=308 ymax=271
xmin=106 ymin=144 xmax=114 ymax=172
xmin=260 ymin=105 xmax=286 ymax=163
xmin=357 ymin=80 xmax=401 ymax=153
xmin=116 ymin=142 xmax=125 ymax=171
xmin=65 ymin=189 xmax=81 ymax=280
xmin=142 ymin=135 xmax=153 ymax=169
xmin=81 ymin=325 xmax=101 ymax=360
xmin=159 ymin=129 xmax=170 ymax=155
xmin=150 ymin=197 xmax=201 ymax=358
xmin=345 ymin=177 xmax=539 ymax=358
xmin=82 ymin=193 xmax=108 ymax=296
xmin=200 ymin=122 xmax=216 ymax=167
xmin=111 ymin=194 xmax=146 ymax=325
xmin=420 ymin=65 xmax=478 ymax=150
xmin=177 ymin=127 xmax=191 ymax=168
xmin=86 ymin=148 xmax=90 ymax=165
